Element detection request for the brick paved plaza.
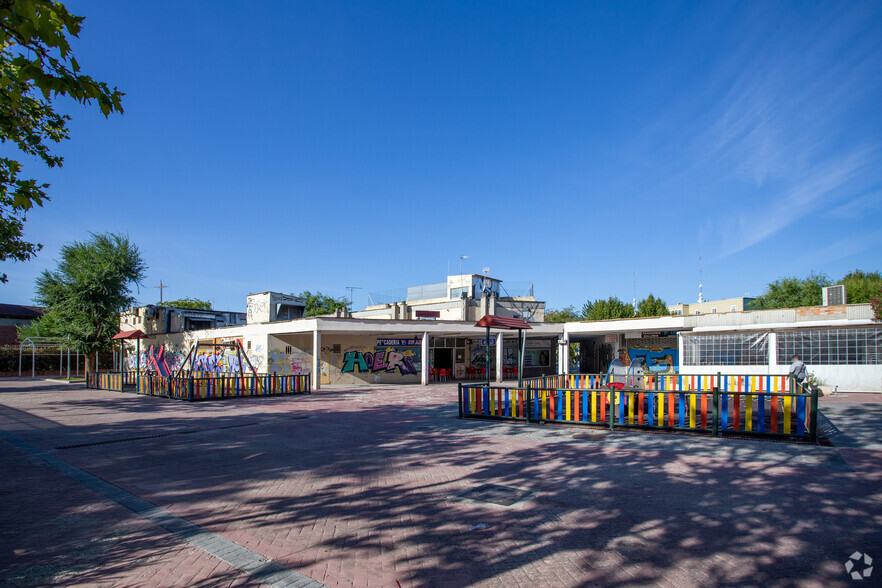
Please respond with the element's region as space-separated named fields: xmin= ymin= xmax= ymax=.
xmin=1 ymin=379 xmax=880 ymax=587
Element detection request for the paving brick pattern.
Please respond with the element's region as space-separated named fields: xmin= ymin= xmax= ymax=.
xmin=1 ymin=378 xmax=880 ymax=587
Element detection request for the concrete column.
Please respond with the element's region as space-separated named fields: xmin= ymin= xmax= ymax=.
xmin=768 ymin=332 xmax=778 ymax=371
xmin=496 ymin=332 xmax=503 ymax=382
xmin=559 ymin=336 xmax=570 ymax=374
xmin=421 ymin=332 xmax=430 ymax=385
xmin=312 ymin=329 xmax=321 ymax=390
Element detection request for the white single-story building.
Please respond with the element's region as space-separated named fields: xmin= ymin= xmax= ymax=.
xmin=119 ymin=296 xmax=881 ymax=392
xmin=562 ymin=303 xmax=880 ymax=392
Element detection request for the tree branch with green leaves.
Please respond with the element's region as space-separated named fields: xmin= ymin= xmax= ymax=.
xmin=0 ymin=0 xmax=123 ymax=283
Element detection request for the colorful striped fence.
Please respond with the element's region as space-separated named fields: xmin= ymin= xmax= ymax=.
xmin=85 ymin=371 xmax=144 ymax=391
xmin=524 ymin=373 xmax=800 ymax=394
xmin=86 ymin=372 xmax=126 ymax=392
xmin=459 ymin=380 xmax=818 ymax=442
xmin=87 ymin=373 xmax=311 ymax=400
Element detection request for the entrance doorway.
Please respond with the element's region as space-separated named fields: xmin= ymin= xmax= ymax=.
xmin=433 ymin=348 xmax=453 ymax=371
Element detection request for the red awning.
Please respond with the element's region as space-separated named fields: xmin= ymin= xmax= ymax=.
xmin=474 ymin=315 xmax=532 ymax=330
xmin=112 ymin=329 xmax=149 ymax=340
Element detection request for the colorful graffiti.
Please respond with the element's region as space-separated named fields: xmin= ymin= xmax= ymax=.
xmin=126 ymin=347 xmax=185 ymax=373
xmin=628 ymin=347 xmax=679 ymax=374
xmin=191 ymin=348 xmax=261 ymax=374
xmin=341 ymin=348 xmax=418 ymax=375
xmin=267 ymin=348 xmax=311 ymax=375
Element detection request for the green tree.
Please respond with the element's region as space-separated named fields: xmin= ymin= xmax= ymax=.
xmin=33 ymin=232 xmax=145 ymax=371
xmin=636 ymin=293 xmax=671 ymax=317
xmin=837 ymin=270 xmax=882 ymax=304
xmin=162 ymin=297 xmax=212 ymax=310
xmin=544 ymin=305 xmax=581 ymax=323
xmin=750 ymin=272 xmax=832 ymax=310
xmin=296 ymin=290 xmax=348 ymax=316
xmin=0 ymin=1 xmax=124 ymax=283
xmin=15 ymin=306 xmax=59 ymax=340
xmin=582 ymin=297 xmax=635 ymax=320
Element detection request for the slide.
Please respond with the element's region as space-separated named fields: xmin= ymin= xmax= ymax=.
xmin=149 ymin=345 xmax=171 ymax=376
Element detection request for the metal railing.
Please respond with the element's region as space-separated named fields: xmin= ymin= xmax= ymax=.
xmin=460 ymin=375 xmax=818 ymax=442
xmin=87 ymin=372 xmax=311 ymax=400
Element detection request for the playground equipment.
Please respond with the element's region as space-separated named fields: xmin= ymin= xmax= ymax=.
xmin=18 ymin=337 xmax=77 ymax=379
xmin=176 ymin=340 xmax=258 ymax=377
xmin=148 ymin=344 xmax=171 ymax=376
xmin=111 ymin=329 xmax=149 ymax=382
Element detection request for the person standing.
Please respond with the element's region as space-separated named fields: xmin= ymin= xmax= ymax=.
xmin=788 ymin=354 xmax=808 ymax=393
xmin=789 ymin=354 xmax=812 ymax=432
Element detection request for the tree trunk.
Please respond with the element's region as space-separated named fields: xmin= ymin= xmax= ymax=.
xmin=85 ymin=351 xmax=94 ymax=373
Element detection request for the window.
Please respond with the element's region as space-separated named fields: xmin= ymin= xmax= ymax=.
xmin=711 ymin=307 xmax=717 ymax=314
xmin=285 ymin=345 xmax=292 ymax=354
xmin=694 ymin=310 xmax=701 ymax=315
xmin=247 ymin=341 xmax=251 ymax=350
xmin=450 ymin=287 xmax=469 ymax=299
xmin=276 ymin=304 xmax=303 ymax=321
xmin=730 ymin=304 xmax=736 ymax=312
xmin=683 ymin=333 xmax=769 ymax=366
xmin=777 ymin=328 xmax=882 ymax=365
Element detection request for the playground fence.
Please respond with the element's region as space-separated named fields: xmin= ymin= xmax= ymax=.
xmin=460 ymin=374 xmax=818 ymax=442
xmin=87 ymin=372 xmax=311 ymax=400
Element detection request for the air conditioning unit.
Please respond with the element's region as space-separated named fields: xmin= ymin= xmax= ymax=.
xmin=822 ymin=285 xmax=846 ymax=306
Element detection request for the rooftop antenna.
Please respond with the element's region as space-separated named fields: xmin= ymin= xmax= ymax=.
xmin=459 ymin=255 xmax=469 ymax=275
xmin=345 ymin=286 xmax=361 ymax=310
xmin=633 ymin=271 xmax=637 ymax=310
xmin=698 ymin=257 xmax=704 ymax=303
xmin=156 ymin=280 xmax=169 ymax=305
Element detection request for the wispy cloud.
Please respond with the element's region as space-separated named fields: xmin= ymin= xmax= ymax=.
xmin=826 ymin=190 xmax=882 ymax=219
xmin=630 ymin=3 xmax=882 ymax=257
xmin=722 ymin=146 xmax=879 ymax=254
xmin=796 ymin=226 xmax=882 ymax=268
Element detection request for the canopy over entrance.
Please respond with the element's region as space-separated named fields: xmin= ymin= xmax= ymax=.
xmin=111 ymin=329 xmax=148 ymax=340
xmin=474 ymin=314 xmax=532 ymax=387
xmin=474 ymin=315 xmax=532 ymax=330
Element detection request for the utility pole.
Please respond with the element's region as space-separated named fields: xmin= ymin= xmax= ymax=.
xmin=156 ymin=280 xmax=169 ymax=305
xmin=633 ymin=272 xmax=637 ymax=310
xmin=345 ymin=286 xmax=361 ymax=311
xmin=698 ymin=257 xmax=704 ymax=303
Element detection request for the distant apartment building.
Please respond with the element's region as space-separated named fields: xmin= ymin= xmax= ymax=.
xmin=0 ymin=303 xmax=43 ymax=345
xmin=351 ymin=274 xmax=545 ymax=322
xmin=245 ymin=292 xmax=307 ymax=323
xmin=669 ymin=297 xmax=755 ymax=316
xmin=120 ymin=304 xmax=248 ymax=335
xmin=120 ymin=292 xmax=308 ymax=336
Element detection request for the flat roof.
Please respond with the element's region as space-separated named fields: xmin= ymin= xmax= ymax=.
xmin=188 ymin=316 xmax=563 ymax=340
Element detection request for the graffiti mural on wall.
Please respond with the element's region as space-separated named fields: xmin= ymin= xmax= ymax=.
xmin=126 ymin=346 xmax=185 ymax=373
xmin=469 ymin=345 xmax=493 ymax=369
xmin=191 ymin=349 xmax=262 ymax=374
xmin=628 ymin=347 xmax=679 ymax=374
xmin=125 ymin=343 xmax=261 ymax=374
xmin=340 ymin=340 xmax=421 ymax=376
xmin=267 ymin=348 xmax=311 ymax=375
xmin=341 ymin=349 xmax=418 ymax=375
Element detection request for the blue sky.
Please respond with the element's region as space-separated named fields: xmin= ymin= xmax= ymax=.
xmin=3 ymin=1 xmax=881 ymax=311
